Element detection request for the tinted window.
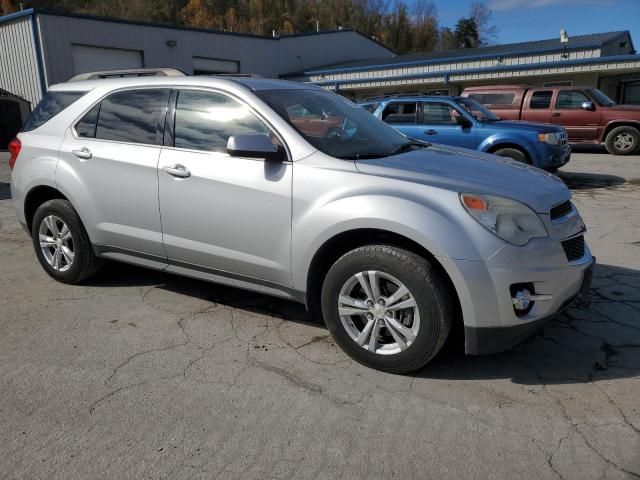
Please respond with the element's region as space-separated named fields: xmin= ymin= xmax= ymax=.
xmin=467 ymin=92 xmax=515 ymax=106
xmin=96 ymin=89 xmax=167 ymax=144
xmin=360 ymin=102 xmax=380 ymax=113
xmin=174 ymin=90 xmax=269 ymax=152
xmin=556 ymin=90 xmax=591 ymax=109
xmin=529 ymin=91 xmax=553 ymax=109
xmin=75 ymin=104 xmax=100 ymax=138
xmin=22 ymin=92 xmax=84 ymax=132
xmin=382 ymin=102 xmax=416 ymax=124
xmin=421 ymin=103 xmax=458 ymax=125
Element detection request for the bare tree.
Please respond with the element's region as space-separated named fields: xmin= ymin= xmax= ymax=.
xmin=469 ymin=1 xmax=498 ymax=46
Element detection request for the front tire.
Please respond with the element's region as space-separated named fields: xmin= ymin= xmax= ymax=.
xmin=31 ymin=199 xmax=103 ymax=284
xmin=493 ymin=147 xmax=529 ymax=164
xmin=321 ymin=245 xmax=453 ymax=373
xmin=605 ymin=126 xmax=640 ymax=155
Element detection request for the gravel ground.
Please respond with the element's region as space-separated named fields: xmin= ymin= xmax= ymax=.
xmin=0 ymin=148 xmax=639 ymax=479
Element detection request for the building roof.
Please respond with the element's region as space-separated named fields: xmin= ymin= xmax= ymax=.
xmin=301 ymin=31 xmax=634 ymax=75
xmin=0 ymin=8 xmax=395 ymax=54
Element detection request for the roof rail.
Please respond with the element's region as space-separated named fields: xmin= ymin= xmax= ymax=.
xmin=68 ymin=67 xmax=186 ymax=82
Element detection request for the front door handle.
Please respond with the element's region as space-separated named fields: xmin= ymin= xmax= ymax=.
xmin=72 ymin=147 xmax=92 ymax=160
xmin=424 ymin=129 xmax=438 ymax=135
xmin=163 ymin=164 xmax=191 ymax=178
xmin=552 ymin=112 xmax=561 ymax=117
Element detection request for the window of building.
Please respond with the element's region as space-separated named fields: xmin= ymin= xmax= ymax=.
xmin=381 ymin=102 xmax=417 ymax=124
xmin=543 ymin=81 xmax=573 ymax=87
xmin=556 ymin=90 xmax=591 ymax=109
xmin=174 ymin=90 xmax=269 ymax=152
xmin=529 ymin=91 xmax=553 ymax=109
xmin=91 ymin=89 xmax=168 ymax=144
xmin=421 ymin=102 xmax=458 ymax=125
xmin=467 ymin=92 xmax=515 ymax=106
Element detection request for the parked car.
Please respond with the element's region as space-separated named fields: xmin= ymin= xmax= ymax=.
xmin=462 ymin=85 xmax=640 ymax=155
xmin=9 ymin=74 xmax=594 ymax=373
xmin=364 ymin=96 xmax=570 ymax=171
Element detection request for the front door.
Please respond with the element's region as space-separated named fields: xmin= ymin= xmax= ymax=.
xmin=418 ymin=100 xmax=476 ymax=148
xmin=552 ymin=90 xmax=602 ymax=142
xmin=157 ymin=89 xmax=292 ymax=286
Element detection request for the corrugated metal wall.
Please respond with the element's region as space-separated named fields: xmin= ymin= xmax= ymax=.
xmin=35 ymin=14 xmax=393 ymax=85
xmin=0 ymin=16 xmax=42 ymax=106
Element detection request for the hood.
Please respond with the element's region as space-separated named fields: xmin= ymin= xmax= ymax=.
xmin=484 ymin=119 xmax=562 ymax=133
xmin=604 ymin=104 xmax=640 ymax=117
xmin=354 ymin=144 xmax=570 ymax=213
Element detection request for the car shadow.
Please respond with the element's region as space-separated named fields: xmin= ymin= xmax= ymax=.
xmin=89 ymin=260 xmax=639 ymax=385
xmin=558 ymin=171 xmax=626 ymax=190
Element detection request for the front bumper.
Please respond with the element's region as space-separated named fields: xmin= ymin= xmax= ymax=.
xmin=532 ymin=143 xmax=571 ymax=170
xmin=464 ymin=257 xmax=594 ymax=355
xmin=438 ymin=236 xmax=594 ymax=355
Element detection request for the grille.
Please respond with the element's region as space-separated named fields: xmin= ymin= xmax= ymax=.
xmin=550 ymin=200 xmax=573 ymax=220
xmin=562 ymin=235 xmax=585 ymax=262
xmin=558 ymin=131 xmax=568 ymax=146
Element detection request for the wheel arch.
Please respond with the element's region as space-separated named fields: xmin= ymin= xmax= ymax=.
xmin=485 ymin=142 xmax=532 ymax=163
xmin=602 ymin=121 xmax=640 ymax=141
xmin=23 ymin=185 xmax=70 ymax=235
xmin=305 ymin=228 xmax=463 ymax=334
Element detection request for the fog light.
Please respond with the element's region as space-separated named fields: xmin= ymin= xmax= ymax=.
xmin=510 ymin=283 xmax=553 ymax=316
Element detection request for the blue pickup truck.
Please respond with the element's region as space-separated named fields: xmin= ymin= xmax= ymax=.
xmin=360 ymin=96 xmax=571 ymax=171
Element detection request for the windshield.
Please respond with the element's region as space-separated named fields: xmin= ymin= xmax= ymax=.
xmin=454 ymin=97 xmax=500 ymax=121
xmin=589 ymin=88 xmax=616 ymax=107
xmin=255 ymin=89 xmax=410 ymax=159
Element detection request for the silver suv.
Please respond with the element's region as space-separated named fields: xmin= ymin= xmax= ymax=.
xmin=9 ymin=75 xmax=594 ymax=373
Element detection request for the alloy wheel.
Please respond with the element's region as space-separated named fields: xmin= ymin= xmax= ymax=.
xmin=614 ymin=132 xmax=635 ymax=151
xmin=337 ymin=270 xmax=420 ymax=355
xmin=39 ymin=215 xmax=74 ymax=272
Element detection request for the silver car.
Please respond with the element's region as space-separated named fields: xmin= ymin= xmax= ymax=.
xmin=9 ymin=75 xmax=594 ymax=373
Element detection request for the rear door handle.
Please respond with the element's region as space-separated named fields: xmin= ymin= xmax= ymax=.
xmin=72 ymin=147 xmax=92 ymax=159
xmin=163 ymin=164 xmax=191 ymax=178
xmin=552 ymin=112 xmax=561 ymax=117
xmin=424 ymin=129 xmax=438 ymax=135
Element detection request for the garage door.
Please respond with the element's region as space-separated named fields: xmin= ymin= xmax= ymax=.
xmin=71 ymin=45 xmax=143 ymax=75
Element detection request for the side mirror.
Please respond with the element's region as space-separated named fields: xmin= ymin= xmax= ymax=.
xmin=581 ymin=101 xmax=595 ymax=111
xmin=227 ymin=133 xmax=285 ymax=162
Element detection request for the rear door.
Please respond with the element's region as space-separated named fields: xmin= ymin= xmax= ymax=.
xmin=157 ymin=88 xmax=292 ymax=286
xmin=380 ymin=101 xmax=422 ymax=139
xmin=418 ymin=100 xmax=476 ymax=148
xmin=58 ymin=88 xmax=169 ymax=259
xmin=521 ymin=89 xmax=554 ymax=124
xmin=551 ymin=89 xmax=602 ymax=142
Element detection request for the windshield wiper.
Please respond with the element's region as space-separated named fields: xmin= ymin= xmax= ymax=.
xmin=390 ymin=141 xmax=431 ymax=156
xmin=337 ymin=153 xmax=390 ymax=160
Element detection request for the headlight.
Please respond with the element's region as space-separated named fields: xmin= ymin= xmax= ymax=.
xmin=460 ymin=193 xmax=548 ymax=246
xmin=538 ymin=132 xmax=559 ymax=145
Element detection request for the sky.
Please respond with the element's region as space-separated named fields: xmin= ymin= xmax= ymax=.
xmin=426 ymin=0 xmax=640 ymax=48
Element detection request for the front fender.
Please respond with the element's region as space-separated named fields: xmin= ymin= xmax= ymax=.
xmin=291 ymin=190 xmax=503 ymax=291
xmin=477 ymin=132 xmax=537 ymax=160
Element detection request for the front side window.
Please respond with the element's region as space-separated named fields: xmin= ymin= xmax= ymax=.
xmin=93 ymin=89 xmax=168 ymax=144
xmin=381 ymin=102 xmax=417 ymax=124
xmin=22 ymin=91 xmax=85 ymax=132
xmin=256 ymin=88 xmax=410 ymax=159
xmin=529 ymin=91 xmax=553 ymax=109
xmin=421 ymin=102 xmax=459 ymax=125
xmin=556 ymin=90 xmax=591 ymax=109
xmin=173 ymin=90 xmax=269 ymax=152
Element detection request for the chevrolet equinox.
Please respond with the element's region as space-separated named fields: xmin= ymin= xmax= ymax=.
xmin=9 ymin=75 xmax=594 ymax=373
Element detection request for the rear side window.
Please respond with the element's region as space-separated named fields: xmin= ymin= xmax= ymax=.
xmin=382 ymin=102 xmax=416 ymax=124
xmin=22 ymin=91 xmax=84 ymax=132
xmin=556 ymin=90 xmax=591 ymax=109
xmin=529 ymin=91 xmax=553 ymax=109
xmin=76 ymin=89 xmax=168 ymax=144
xmin=173 ymin=90 xmax=269 ymax=152
xmin=467 ymin=93 xmax=515 ymax=106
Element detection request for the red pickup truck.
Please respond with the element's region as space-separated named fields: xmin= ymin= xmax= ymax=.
xmin=462 ymin=85 xmax=640 ymax=155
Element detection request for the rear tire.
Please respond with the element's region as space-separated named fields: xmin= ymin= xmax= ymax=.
xmin=321 ymin=245 xmax=453 ymax=374
xmin=493 ymin=147 xmax=529 ymax=164
xmin=31 ymin=199 xmax=103 ymax=284
xmin=605 ymin=126 xmax=640 ymax=155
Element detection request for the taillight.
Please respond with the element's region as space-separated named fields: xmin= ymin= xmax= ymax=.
xmin=8 ymin=138 xmax=21 ymax=170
